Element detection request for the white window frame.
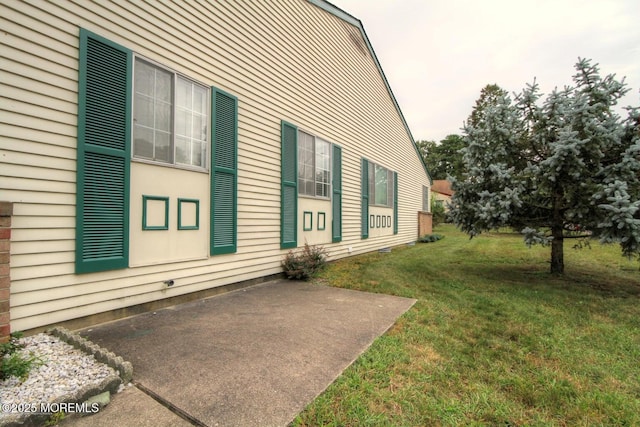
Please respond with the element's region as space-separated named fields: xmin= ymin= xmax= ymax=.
xmin=368 ymin=161 xmax=394 ymax=208
xmin=132 ymin=55 xmax=210 ymax=171
xmin=297 ymin=130 xmax=332 ymax=199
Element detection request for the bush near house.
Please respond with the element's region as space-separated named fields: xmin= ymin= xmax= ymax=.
xmin=418 ymin=233 xmax=445 ymax=243
xmin=282 ymin=243 xmax=328 ymax=280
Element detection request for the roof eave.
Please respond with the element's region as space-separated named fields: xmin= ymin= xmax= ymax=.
xmin=307 ymin=0 xmax=433 ymax=185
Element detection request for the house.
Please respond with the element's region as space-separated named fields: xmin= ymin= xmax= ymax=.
xmin=431 ymin=180 xmax=454 ymax=211
xmin=0 ymin=0 xmax=432 ymax=338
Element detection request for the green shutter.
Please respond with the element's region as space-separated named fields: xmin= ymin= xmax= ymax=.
xmin=332 ymin=145 xmax=342 ymax=243
xmin=210 ymin=88 xmax=238 ymax=255
xmin=361 ymin=158 xmax=369 ymax=239
xmin=393 ymin=171 xmax=399 ymax=234
xmin=281 ymin=121 xmax=297 ymax=249
xmin=75 ymin=29 xmax=131 ymax=274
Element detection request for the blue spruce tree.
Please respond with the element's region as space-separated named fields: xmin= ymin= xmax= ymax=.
xmin=450 ymin=59 xmax=639 ymax=274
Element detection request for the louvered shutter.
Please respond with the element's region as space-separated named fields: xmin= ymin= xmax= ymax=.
xmin=361 ymin=158 xmax=369 ymax=239
xmin=393 ymin=171 xmax=399 ymax=234
xmin=210 ymin=88 xmax=238 ymax=255
xmin=281 ymin=121 xmax=297 ymax=249
xmin=75 ymin=29 xmax=131 ymax=274
xmin=332 ymin=145 xmax=342 ymax=242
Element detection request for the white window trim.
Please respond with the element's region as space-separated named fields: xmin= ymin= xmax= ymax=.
xmin=132 ymin=54 xmax=210 ymax=172
xmin=297 ymin=129 xmax=332 ymax=200
xmin=368 ymin=161 xmax=395 ymax=208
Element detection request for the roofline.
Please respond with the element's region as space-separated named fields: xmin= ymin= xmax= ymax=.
xmin=307 ymin=0 xmax=433 ymax=185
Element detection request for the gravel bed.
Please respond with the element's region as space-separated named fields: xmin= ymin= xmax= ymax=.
xmin=0 ymin=333 xmax=117 ymax=422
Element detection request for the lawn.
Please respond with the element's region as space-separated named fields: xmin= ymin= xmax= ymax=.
xmin=291 ymin=224 xmax=640 ymax=426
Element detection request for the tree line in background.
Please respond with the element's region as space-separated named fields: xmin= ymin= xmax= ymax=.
xmin=418 ymin=59 xmax=639 ymax=274
xmin=417 ymin=84 xmax=510 ymax=181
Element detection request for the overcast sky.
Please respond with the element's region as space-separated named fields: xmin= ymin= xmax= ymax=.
xmin=333 ymin=0 xmax=640 ymax=143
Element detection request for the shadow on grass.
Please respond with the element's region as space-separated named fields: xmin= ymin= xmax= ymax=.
xmin=456 ymin=262 xmax=640 ymax=299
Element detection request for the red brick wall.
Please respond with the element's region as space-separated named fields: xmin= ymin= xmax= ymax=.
xmin=0 ymin=202 xmax=12 ymax=343
xmin=418 ymin=211 xmax=432 ymax=238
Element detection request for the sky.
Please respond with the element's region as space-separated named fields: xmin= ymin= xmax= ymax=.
xmin=333 ymin=0 xmax=640 ymax=143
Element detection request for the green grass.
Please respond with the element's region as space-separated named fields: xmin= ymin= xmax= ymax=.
xmin=291 ymin=224 xmax=640 ymax=427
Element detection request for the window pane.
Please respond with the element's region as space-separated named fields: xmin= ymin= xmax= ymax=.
xmin=175 ymin=108 xmax=190 ymax=138
xmin=316 ymin=182 xmax=330 ymax=198
xmin=133 ymin=127 xmax=154 ymax=159
xmin=315 ymin=139 xmax=330 ymax=198
xmin=155 ymin=131 xmax=171 ymax=163
xmin=297 ymin=131 xmax=314 ymax=196
xmin=134 ymin=95 xmax=154 ymax=127
xmin=175 ymin=136 xmax=189 ymax=164
xmin=134 ymin=60 xmax=154 ymax=96
xmin=176 ymin=77 xmax=209 ymax=168
xmin=201 ymin=142 xmax=207 ymax=168
xmin=176 ymin=78 xmax=191 ymax=109
xmin=194 ymin=85 xmax=208 ymax=113
xmin=156 ymin=70 xmax=172 ymax=102
xmin=192 ymin=141 xmax=205 ymax=168
xmin=133 ymin=58 xmax=210 ymax=168
xmin=368 ymin=164 xmax=375 ymax=202
xmin=305 ymin=181 xmax=314 ymax=196
xmin=387 ymin=170 xmax=394 ymax=208
xmin=156 ymin=101 xmax=172 ymax=132
xmin=315 ymin=168 xmax=330 ymax=198
xmin=299 ymin=179 xmax=312 ymax=196
xmin=133 ymin=58 xmax=173 ymax=164
xmin=192 ymin=114 xmax=204 ymax=141
xmin=375 ymin=164 xmax=388 ymax=206
xmin=423 ymin=186 xmax=429 ymax=211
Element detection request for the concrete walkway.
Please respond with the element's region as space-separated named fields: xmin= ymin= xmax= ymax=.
xmin=61 ymin=280 xmax=416 ymax=427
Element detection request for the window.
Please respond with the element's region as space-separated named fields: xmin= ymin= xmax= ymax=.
xmin=282 ymin=122 xmax=342 ymax=248
xmin=368 ymin=162 xmax=394 ymax=207
xmin=298 ymin=130 xmax=331 ymax=198
xmin=422 ymin=185 xmax=430 ymax=212
xmin=133 ymin=57 xmax=209 ymax=169
xmin=77 ymin=29 xmax=238 ymax=273
xmin=360 ymin=158 xmax=398 ymax=238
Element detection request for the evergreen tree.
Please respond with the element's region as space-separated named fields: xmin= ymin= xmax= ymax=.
xmin=416 ymin=135 xmax=466 ymax=181
xmin=468 ymin=84 xmax=509 ymax=129
xmin=449 ymin=59 xmax=640 ymax=274
xmin=415 ymin=139 xmax=437 ymax=165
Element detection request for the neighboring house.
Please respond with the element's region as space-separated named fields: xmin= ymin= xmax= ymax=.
xmin=0 ymin=0 xmax=432 ymax=336
xmin=431 ymin=180 xmax=454 ymax=211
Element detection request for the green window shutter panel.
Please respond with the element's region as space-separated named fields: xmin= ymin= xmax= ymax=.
xmin=211 ymin=88 xmax=238 ymax=255
xmin=393 ymin=171 xmax=399 ymax=234
xmin=332 ymin=145 xmax=342 ymax=242
xmin=281 ymin=121 xmax=298 ymax=249
xmin=75 ymin=29 xmax=131 ymax=274
xmin=361 ymin=158 xmax=369 ymax=239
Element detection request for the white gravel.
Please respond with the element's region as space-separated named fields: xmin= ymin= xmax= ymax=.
xmin=0 ymin=333 xmax=116 ymax=418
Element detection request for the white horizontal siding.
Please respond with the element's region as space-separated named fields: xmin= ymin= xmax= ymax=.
xmin=2 ymin=0 xmax=430 ymax=331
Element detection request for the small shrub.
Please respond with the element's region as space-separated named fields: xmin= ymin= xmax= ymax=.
xmin=45 ymin=411 xmax=66 ymax=426
xmin=0 ymin=331 xmax=24 ymax=355
xmin=282 ymin=243 xmax=328 ymax=280
xmin=431 ymin=196 xmax=446 ymax=226
xmin=418 ymin=233 xmax=444 ymax=243
xmin=1 ymin=332 xmax=44 ymax=381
